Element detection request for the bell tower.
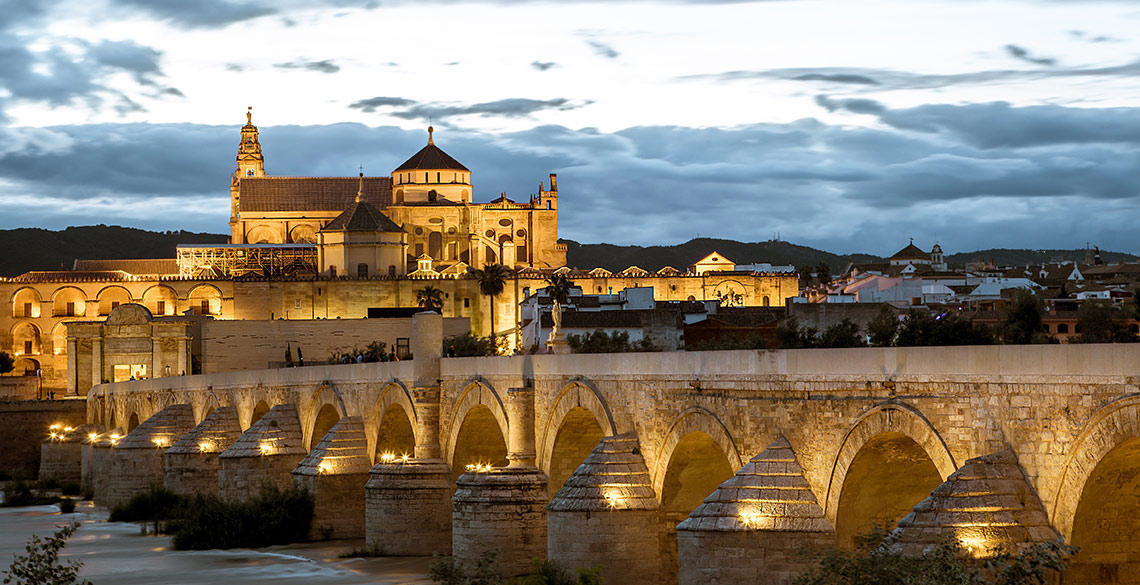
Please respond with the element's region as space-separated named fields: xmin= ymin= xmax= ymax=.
xmin=230 ymin=107 xmax=265 ymax=242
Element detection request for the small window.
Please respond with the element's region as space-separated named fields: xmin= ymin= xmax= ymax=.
xmin=1057 ymin=323 xmax=1068 ymax=333
xmin=436 ymin=172 xmax=440 ymax=182
xmin=66 ymin=302 xmax=75 ymax=317
xmin=464 ymin=298 xmax=470 ymax=308
xmin=294 ymin=299 xmax=302 ymax=310
xmin=200 ymin=300 xmax=211 ymax=315
xmin=1043 ymin=323 xmax=1051 ymax=333
xmin=546 ymin=201 xmax=551 ymax=209
xmin=23 ymin=302 xmax=32 ymax=317
xmin=1074 ymin=324 xmax=1082 ymax=334
xmin=111 ymin=301 xmax=120 ymax=311
xmin=389 ymin=265 xmax=396 ymax=277
xmin=425 ymin=172 xmax=429 ymax=182
xmin=357 ymin=263 xmax=369 ymax=278
xmin=763 ymin=296 xmax=770 ymax=307
xmin=396 ymin=338 xmax=411 ymax=359
xmin=24 ymin=340 xmax=33 ymax=354
xmin=330 ymin=265 xmax=337 ymax=278
xmin=156 ymin=300 xmax=166 ymax=315
xmin=428 ymin=190 xmax=438 ymax=202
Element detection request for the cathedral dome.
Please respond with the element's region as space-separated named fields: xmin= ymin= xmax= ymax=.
xmin=394 ymin=126 xmax=469 ymax=172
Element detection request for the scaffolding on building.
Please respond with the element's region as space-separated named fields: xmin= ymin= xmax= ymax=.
xmin=176 ymin=244 xmax=318 ymax=278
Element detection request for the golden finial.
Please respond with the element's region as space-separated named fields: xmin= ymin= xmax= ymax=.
xmin=427 ymin=125 xmax=434 ymax=145
xmin=247 ymin=106 xmax=252 ymax=125
xmin=356 ymin=168 xmax=365 ymax=203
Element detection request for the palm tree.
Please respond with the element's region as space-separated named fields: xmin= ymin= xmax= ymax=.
xmin=545 ymin=274 xmax=574 ymax=304
xmin=474 ymin=264 xmax=510 ymax=338
xmin=416 ymin=285 xmax=444 ymax=313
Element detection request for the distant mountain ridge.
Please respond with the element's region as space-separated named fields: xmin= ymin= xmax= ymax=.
xmin=0 ymin=226 xmax=228 ymax=277
xmin=0 ymin=226 xmax=1133 ymax=278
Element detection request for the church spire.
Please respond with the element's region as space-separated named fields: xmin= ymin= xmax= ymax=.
xmin=235 ymin=106 xmax=265 ymax=179
xmin=356 ymin=169 xmax=365 ymax=203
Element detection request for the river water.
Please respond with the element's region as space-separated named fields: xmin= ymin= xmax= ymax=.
xmin=0 ymin=502 xmax=433 ymax=585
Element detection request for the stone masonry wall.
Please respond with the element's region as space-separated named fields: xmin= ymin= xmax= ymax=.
xmin=219 ymin=454 xmax=303 ymax=501
xmin=294 ymin=473 xmax=367 ymax=540
xmin=39 ymin=442 xmax=83 ymax=485
xmin=548 ymin=510 xmax=661 ymax=585
xmin=677 ymin=530 xmax=834 ymax=585
xmin=365 ymin=461 xmax=453 ymax=555
xmin=0 ymin=400 xmax=86 ymax=479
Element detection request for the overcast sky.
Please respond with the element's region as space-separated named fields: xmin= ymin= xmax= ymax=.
xmin=2 ymin=0 xmax=1140 ymax=257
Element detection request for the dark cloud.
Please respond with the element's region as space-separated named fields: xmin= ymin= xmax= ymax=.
xmin=531 ymin=61 xmax=558 ymax=71
xmin=274 ymin=59 xmax=340 ymax=73
xmin=109 ymin=0 xmax=275 ymax=28
xmin=586 ymin=40 xmax=619 ymax=59
xmin=87 ymin=40 xmax=164 ymax=85
xmin=1004 ymin=44 xmax=1056 ymax=66
xmin=686 ymin=58 xmax=1140 ymax=90
xmin=348 ymin=96 xmax=417 ymax=112
xmin=4 ymin=102 xmax=1140 ymax=255
xmin=225 ymin=63 xmax=244 ymax=72
xmin=793 ymin=73 xmax=879 ymax=85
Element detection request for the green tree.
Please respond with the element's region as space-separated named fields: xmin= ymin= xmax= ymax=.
xmin=1001 ymin=289 xmax=1046 ymax=344
xmin=416 ymin=285 xmax=444 ymax=312
xmin=818 ymin=318 xmax=865 ymax=348
xmin=867 ymin=306 xmax=899 ymax=347
xmin=1070 ymin=300 xmax=1138 ymax=343
xmin=776 ymin=317 xmax=818 ymax=349
xmin=443 ymin=332 xmax=502 ymax=357
xmin=567 ymin=329 xmax=658 ymax=353
xmin=473 ymin=264 xmax=510 ymax=340
xmin=0 ymin=351 xmax=13 ymax=375
xmin=816 ymin=262 xmax=832 ymax=285
xmin=545 ymin=274 xmax=574 ymax=304
xmin=896 ymin=310 xmax=994 ymax=347
xmin=3 ymin=522 xmax=92 ymax=585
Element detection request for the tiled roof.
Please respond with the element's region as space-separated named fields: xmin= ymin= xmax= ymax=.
xmin=220 ymin=404 xmax=305 ymax=459
xmin=293 ymin=416 xmax=372 ymax=476
xmin=548 ymin=434 xmax=657 ymax=512
xmin=11 ymin=270 xmax=131 ymax=282
xmin=678 ymin=437 xmax=832 ymax=533
xmin=394 ymin=143 xmax=469 ymax=172
xmin=890 ymin=242 xmax=929 ymax=262
xmin=240 ymin=177 xmax=392 ymax=212
xmin=167 ymin=406 xmax=242 ymax=455
xmin=117 ymin=404 xmax=196 ymax=450
xmin=72 ymin=259 xmax=179 ymax=275
xmin=320 ymin=200 xmax=404 ymax=232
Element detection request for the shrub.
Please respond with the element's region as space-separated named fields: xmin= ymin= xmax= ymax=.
xmin=1 ymin=479 xmax=59 ymax=508
xmin=60 ymin=483 xmax=81 ymax=497
xmin=444 ymin=332 xmax=502 ymax=357
xmin=2 ymin=521 xmax=91 ymax=585
xmin=108 ymin=486 xmax=183 ymax=523
xmin=57 ymin=498 xmax=76 ymax=514
xmin=170 ymin=483 xmax=313 ymax=550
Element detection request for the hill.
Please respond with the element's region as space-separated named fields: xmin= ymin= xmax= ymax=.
xmin=0 ymin=226 xmax=228 ymax=277
xmin=947 ymin=248 xmax=1136 ymax=268
xmin=562 ymin=238 xmax=880 ymax=272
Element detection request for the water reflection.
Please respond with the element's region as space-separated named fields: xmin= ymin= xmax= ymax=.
xmin=0 ymin=502 xmax=432 ymax=584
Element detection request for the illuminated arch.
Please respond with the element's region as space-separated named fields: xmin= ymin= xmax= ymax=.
xmin=651 ymin=406 xmax=742 ymax=499
xmin=537 ymin=379 xmax=618 ymax=472
xmin=246 ymin=225 xmax=281 ymax=244
xmin=188 ymin=284 xmax=223 ymax=316
xmin=50 ymin=322 xmax=69 ymax=356
xmin=142 ymin=285 xmax=178 ymax=316
xmin=823 ymin=402 xmax=957 ymax=524
xmin=10 ymin=287 xmax=41 ymax=318
xmin=50 ymin=286 xmax=87 ymax=317
xmin=370 ymin=381 xmax=418 ymax=461
xmin=95 ymin=285 xmax=133 ymax=316
xmin=11 ymin=321 xmax=43 ymax=356
xmin=304 ymin=383 xmax=346 ymax=449
xmin=1051 ymin=395 xmax=1140 ymax=540
xmin=445 ymin=379 xmax=509 ymax=468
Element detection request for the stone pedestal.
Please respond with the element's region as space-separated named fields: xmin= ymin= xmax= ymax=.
xmin=453 ymin=467 xmax=548 ymax=577
xmin=219 ymin=404 xmax=306 ymax=501
xmin=88 ymin=429 xmax=120 ymax=507
xmin=107 ymin=405 xmax=195 ymax=509
xmin=365 ymin=458 xmax=453 ymax=555
xmin=545 ymin=334 xmax=570 ymax=354
xmin=164 ymin=406 xmax=242 ymax=497
xmin=677 ymin=437 xmax=835 ymax=585
xmin=292 ymin=416 xmax=371 ymax=540
xmin=547 ymin=434 xmax=661 ymax=585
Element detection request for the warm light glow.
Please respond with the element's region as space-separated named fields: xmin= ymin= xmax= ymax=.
xmin=87 ymin=433 xmax=98 ymax=442
xmin=602 ymin=489 xmax=626 ymax=509
xmin=957 ymin=532 xmax=990 ymax=557
xmin=400 ymin=453 xmax=410 ymax=463
xmin=152 ymin=437 xmax=169 ymax=448
xmin=379 ymin=452 xmax=396 ymax=463
xmin=109 ymin=433 xmax=120 ymax=440
xmin=63 ymin=427 xmax=74 ymax=433
xmin=464 ymin=462 xmax=493 ymax=473
xmin=738 ymin=508 xmax=773 ymax=530
xmin=49 ymin=423 xmax=62 ymax=430
xmin=197 ymin=441 xmax=213 ymax=453
xmin=318 ymin=461 xmax=332 ymax=474
xmin=49 ymin=432 xmax=60 ymax=440
xmin=259 ymin=442 xmax=275 ymax=455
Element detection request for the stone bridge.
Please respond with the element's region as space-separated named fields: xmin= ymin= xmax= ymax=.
xmin=79 ymin=314 xmax=1140 ymax=584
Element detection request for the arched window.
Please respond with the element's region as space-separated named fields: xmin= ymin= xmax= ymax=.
xmin=1057 ymin=323 xmax=1069 ymax=334
xmin=763 ymin=296 xmax=770 ymax=307
xmin=388 ymin=265 xmax=396 ymax=277
xmin=357 ymin=263 xmax=369 ymax=278
xmin=329 ymin=265 xmax=337 ymax=278
xmin=1043 ymin=323 xmax=1051 ymax=333
xmin=428 ymin=189 xmax=438 ymax=202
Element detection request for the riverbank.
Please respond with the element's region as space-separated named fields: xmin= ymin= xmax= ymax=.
xmin=0 ymin=501 xmax=433 ymax=584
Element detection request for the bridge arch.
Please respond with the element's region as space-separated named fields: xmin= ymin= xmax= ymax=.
xmin=304 ymin=384 xmax=346 ymax=449
xmin=651 ymin=406 xmax=742 ymax=500
xmin=539 ymin=379 xmax=618 ymax=496
xmin=371 ymin=381 xmax=417 ymax=462
xmin=446 ymin=379 xmax=509 ymax=480
xmin=825 ymin=402 xmax=956 ymax=547
xmin=196 ymin=392 xmax=222 ymax=424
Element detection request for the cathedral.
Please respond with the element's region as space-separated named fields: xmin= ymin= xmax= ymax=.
xmin=228 ymin=108 xmax=566 ymax=276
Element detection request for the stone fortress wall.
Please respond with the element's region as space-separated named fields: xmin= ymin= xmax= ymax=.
xmin=84 ymin=320 xmax=1140 ymax=583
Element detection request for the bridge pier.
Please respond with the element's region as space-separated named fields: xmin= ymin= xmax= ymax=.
xmin=218 ymin=404 xmax=305 ymax=501
xmin=87 ymin=429 xmax=119 ymax=507
xmin=547 ymin=434 xmax=662 ymax=585
xmin=41 ymin=423 xmax=103 ymax=486
xmin=164 ymin=406 xmax=241 ymax=497
xmin=365 ymin=458 xmax=453 ymax=554
xmin=107 ymin=404 xmax=195 ymax=509
xmin=677 ymin=437 xmax=834 ymax=585
xmin=293 ymin=416 xmax=371 ymax=540
xmin=452 ymin=383 xmax=548 ymax=577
